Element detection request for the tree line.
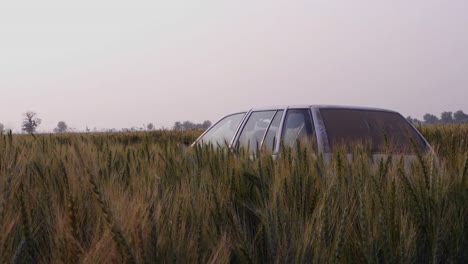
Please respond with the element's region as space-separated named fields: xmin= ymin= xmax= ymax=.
xmin=407 ymin=110 xmax=468 ymax=124
xmin=0 ymin=112 xmax=63 ymax=134
xmin=172 ymin=120 xmax=212 ymax=131
xmin=0 ymin=111 xmax=213 ymax=134
xmin=1 ymin=110 xmax=466 ymax=134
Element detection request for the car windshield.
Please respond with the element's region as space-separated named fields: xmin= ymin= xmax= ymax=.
xmin=320 ymin=109 xmax=427 ymax=154
xmin=199 ymin=113 xmax=245 ymax=147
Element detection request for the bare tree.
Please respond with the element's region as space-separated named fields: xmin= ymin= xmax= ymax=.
xmin=147 ymin=123 xmax=154 ymax=131
xmin=22 ymin=112 xmax=42 ymax=134
xmin=54 ymin=121 xmax=68 ymax=133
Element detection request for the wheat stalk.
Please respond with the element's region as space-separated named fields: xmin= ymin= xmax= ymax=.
xmin=87 ymin=169 xmax=137 ymax=264
xmin=18 ymin=186 xmax=33 ymax=263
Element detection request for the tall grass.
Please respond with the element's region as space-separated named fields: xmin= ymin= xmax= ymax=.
xmin=0 ymin=127 xmax=466 ymax=263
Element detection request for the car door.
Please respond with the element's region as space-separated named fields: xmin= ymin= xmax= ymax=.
xmin=279 ymin=108 xmax=318 ymax=151
xmin=195 ymin=112 xmax=246 ymax=148
xmin=236 ymin=110 xmax=277 ymax=153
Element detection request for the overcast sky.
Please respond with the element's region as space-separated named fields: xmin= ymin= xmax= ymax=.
xmin=1 ymin=0 xmax=467 ymax=132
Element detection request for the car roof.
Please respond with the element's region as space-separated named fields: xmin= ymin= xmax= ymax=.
xmin=247 ymin=105 xmax=398 ymax=113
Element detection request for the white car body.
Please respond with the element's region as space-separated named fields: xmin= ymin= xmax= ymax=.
xmin=193 ymin=105 xmax=431 ymax=160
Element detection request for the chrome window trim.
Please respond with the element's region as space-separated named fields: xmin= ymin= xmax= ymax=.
xmin=278 ymin=108 xmax=317 ymax=149
xmin=259 ymin=110 xmax=280 ymax=148
xmin=230 ymin=110 xmax=253 ymax=148
xmin=401 ymin=113 xmax=432 ymax=150
xmin=273 ymin=107 xmax=289 ymax=153
xmin=232 ymin=109 xmax=277 ymax=150
xmin=311 ymin=107 xmax=331 ymax=153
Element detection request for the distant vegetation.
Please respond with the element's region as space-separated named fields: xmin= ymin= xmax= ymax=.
xmin=1 ymin=109 xmax=466 ymax=134
xmin=0 ymin=111 xmax=212 ymax=134
xmin=173 ymin=120 xmax=212 ymax=130
xmin=407 ymin=110 xmax=468 ymax=124
xmin=54 ymin=121 xmax=68 ymax=133
xmin=21 ymin=111 xmax=41 ymax=134
xmin=0 ymin=124 xmax=466 ymax=263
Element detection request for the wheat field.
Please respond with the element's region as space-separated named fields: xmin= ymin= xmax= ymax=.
xmin=0 ymin=125 xmax=466 ymax=263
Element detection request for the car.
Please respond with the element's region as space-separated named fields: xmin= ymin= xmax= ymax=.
xmin=192 ymin=105 xmax=431 ymax=159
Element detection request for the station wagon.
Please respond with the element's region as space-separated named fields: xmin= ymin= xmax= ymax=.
xmin=192 ymin=105 xmax=430 ymax=158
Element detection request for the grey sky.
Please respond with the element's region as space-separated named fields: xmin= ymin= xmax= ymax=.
xmin=1 ymin=0 xmax=467 ymax=131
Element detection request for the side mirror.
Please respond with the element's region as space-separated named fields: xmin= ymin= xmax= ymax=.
xmin=177 ymin=141 xmax=190 ymax=149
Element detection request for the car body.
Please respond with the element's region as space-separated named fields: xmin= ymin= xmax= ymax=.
xmin=192 ymin=105 xmax=431 ymax=159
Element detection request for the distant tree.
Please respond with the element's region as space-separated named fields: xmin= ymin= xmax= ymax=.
xmin=454 ymin=110 xmax=468 ymax=123
xmin=423 ymin=113 xmax=439 ymax=124
xmin=173 ymin=121 xmax=183 ymax=130
xmin=0 ymin=123 xmax=4 ymax=133
xmin=182 ymin=121 xmax=194 ymax=130
xmin=440 ymin=111 xmax=454 ymax=123
xmin=201 ymin=120 xmax=212 ymax=129
xmin=173 ymin=120 xmax=212 ymax=130
xmin=147 ymin=123 xmax=154 ymax=131
xmin=22 ymin=111 xmax=41 ymax=134
xmin=53 ymin=121 xmax=68 ymax=133
xmin=406 ymin=116 xmax=421 ymax=125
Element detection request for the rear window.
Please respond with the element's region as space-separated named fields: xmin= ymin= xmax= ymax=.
xmin=320 ymin=109 xmax=426 ymax=154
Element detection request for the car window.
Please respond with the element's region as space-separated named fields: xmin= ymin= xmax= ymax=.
xmin=238 ymin=111 xmax=276 ymax=152
xmin=199 ymin=113 xmax=245 ymax=147
xmin=320 ymin=109 xmax=426 ymax=153
xmin=281 ymin=109 xmax=316 ymax=147
xmin=263 ymin=110 xmax=284 ymax=152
